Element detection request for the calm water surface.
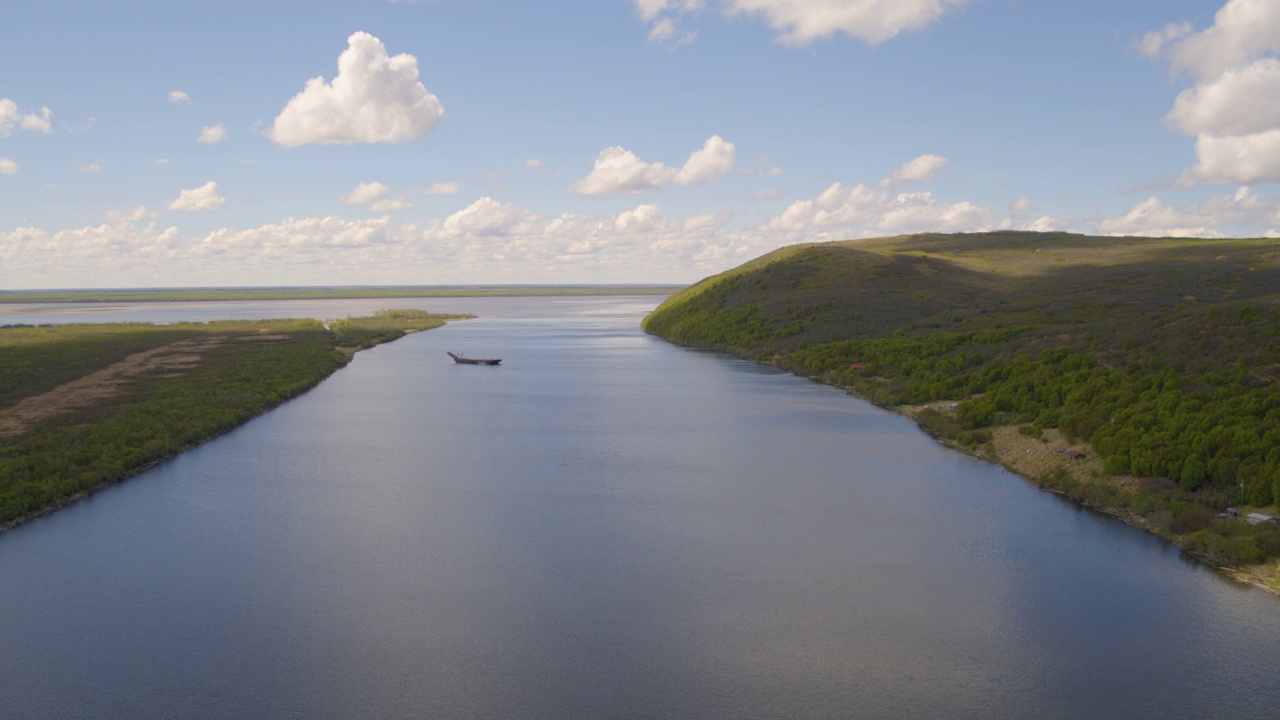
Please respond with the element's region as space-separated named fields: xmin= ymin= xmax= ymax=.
xmin=1 ymin=297 xmax=1278 ymax=718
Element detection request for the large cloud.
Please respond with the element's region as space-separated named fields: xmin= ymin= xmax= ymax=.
xmin=1098 ymin=186 xmax=1280 ymax=237
xmin=1141 ymin=0 xmax=1280 ymax=80
xmin=0 ymin=198 xmax=763 ymax=287
xmin=269 ymin=31 xmax=444 ymax=147
xmin=1166 ymin=59 xmax=1280 ymax=137
xmin=7 ymin=149 xmax=1078 ymax=288
xmin=440 ymin=197 xmax=537 ymax=238
xmin=570 ymin=135 xmax=736 ymax=194
xmin=1144 ymin=0 xmax=1280 ymax=185
xmin=634 ymin=0 xmax=966 ymax=47
xmin=767 ymin=181 xmax=990 ymax=238
xmin=764 ymin=156 xmax=986 ymax=239
xmin=1185 ymin=132 xmax=1280 ymax=185
xmin=724 ymin=0 xmax=967 ymax=45
xmin=22 ymin=185 xmax=1275 ymax=289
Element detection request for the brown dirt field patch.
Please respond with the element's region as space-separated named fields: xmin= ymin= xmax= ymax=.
xmin=989 ymin=426 xmax=1102 ymax=483
xmin=0 ymin=337 xmax=224 ymax=437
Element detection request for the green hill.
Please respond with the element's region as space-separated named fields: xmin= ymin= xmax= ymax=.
xmin=643 ymin=231 xmax=1280 ymax=580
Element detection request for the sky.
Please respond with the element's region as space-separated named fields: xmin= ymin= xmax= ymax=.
xmin=2 ymin=0 xmax=1279 ymax=288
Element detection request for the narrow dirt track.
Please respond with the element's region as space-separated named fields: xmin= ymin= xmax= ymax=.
xmin=0 ymin=337 xmax=224 ymax=436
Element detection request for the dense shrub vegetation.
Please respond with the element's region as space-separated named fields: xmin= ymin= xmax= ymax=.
xmin=643 ymin=231 xmax=1280 ymax=567
xmin=0 ymin=311 xmax=460 ymax=528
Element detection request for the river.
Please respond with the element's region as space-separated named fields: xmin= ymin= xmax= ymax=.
xmin=1 ymin=296 xmax=1278 ymax=718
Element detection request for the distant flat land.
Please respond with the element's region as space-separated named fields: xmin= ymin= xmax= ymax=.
xmin=0 ymin=310 xmax=464 ymax=532
xmin=0 ymin=285 xmax=682 ymax=304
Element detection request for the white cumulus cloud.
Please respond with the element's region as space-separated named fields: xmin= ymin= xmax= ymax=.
xmin=634 ymin=0 xmax=966 ymax=48
xmin=198 ymin=124 xmax=226 ymax=144
xmin=168 ymin=90 xmax=192 ymax=104
xmin=615 ymin=203 xmax=666 ymax=232
xmin=766 ymin=175 xmax=992 ymax=240
xmin=342 ymin=181 xmax=417 ymax=212
xmin=1098 ymin=186 xmax=1280 ymax=237
xmin=571 ymin=135 xmax=736 ymax=195
xmin=20 ymin=106 xmax=52 ymax=134
xmin=1 ymin=98 xmax=53 ymax=137
xmin=724 ymin=0 xmax=968 ymax=46
xmin=1146 ymin=0 xmax=1280 ymax=185
xmin=269 ymin=31 xmax=444 ymax=147
xmin=1137 ymin=22 xmax=1193 ymax=60
xmin=441 ymin=197 xmax=537 ymax=238
xmin=570 ymin=147 xmax=677 ymax=195
xmin=1166 ymin=57 xmax=1280 ymax=138
xmin=1152 ymin=0 xmax=1280 ymax=80
xmin=0 ymin=158 xmax=18 ymax=175
xmin=166 ymin=181 xmax=226 ymax=212
xmin=889 ymin=154 xmax=949 ymax=182
xmin=674 ymin=135 xmax=737 ymax=186
xmin=0 ymin=99 xmax=15 ymax=135
xmin=341 ymin=181 xmax=391 ymax=206
xmin=762 ymin=155 xmax=993 ymax=238
xmin=1187 ymin=132 xmax=1280 ymax=186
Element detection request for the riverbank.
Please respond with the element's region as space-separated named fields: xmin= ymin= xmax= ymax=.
xmin=0 ymin=312 xmax=459 ymax=535
xmin=891 ymin=400 xmax=1280 ymax=597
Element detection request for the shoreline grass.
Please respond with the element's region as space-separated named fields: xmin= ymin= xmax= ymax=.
xmin=0 ymin=310 xmax=464 ymax=534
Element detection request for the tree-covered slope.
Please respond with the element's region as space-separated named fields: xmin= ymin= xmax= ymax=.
xmin=643 ymin=231 xmax=1280 ymax=570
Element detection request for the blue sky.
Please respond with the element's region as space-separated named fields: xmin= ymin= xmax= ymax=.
xmin=2 ymin=0 xmax=1278 ymax=288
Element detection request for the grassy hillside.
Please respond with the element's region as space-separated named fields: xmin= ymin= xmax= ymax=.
xmin=0 ymin=310 xmax=464 ymax=531
xmin=643 ymin=231 xmax=1280 ymax=574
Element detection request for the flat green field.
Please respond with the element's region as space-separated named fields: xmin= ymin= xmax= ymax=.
xmin=0 ymin=310 xmax=463 ymax=531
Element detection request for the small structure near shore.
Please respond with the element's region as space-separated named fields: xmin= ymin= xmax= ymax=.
xmin=1246 ymin=513 xmax=1278 ymax=526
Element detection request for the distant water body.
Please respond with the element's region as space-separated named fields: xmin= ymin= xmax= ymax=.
xmin=1 ymin=296 xmax=1278 ymax=719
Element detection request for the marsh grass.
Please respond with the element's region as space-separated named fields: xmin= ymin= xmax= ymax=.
xmin=0 ymin=311 xmax=460 ymax=530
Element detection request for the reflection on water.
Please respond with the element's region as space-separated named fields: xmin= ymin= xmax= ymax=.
xmin=1 ymin=296 xmax=1278 ymax=719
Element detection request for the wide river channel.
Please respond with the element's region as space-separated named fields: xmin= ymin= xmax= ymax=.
xmin=2 ymin=296 xmax=1279 ymax=718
